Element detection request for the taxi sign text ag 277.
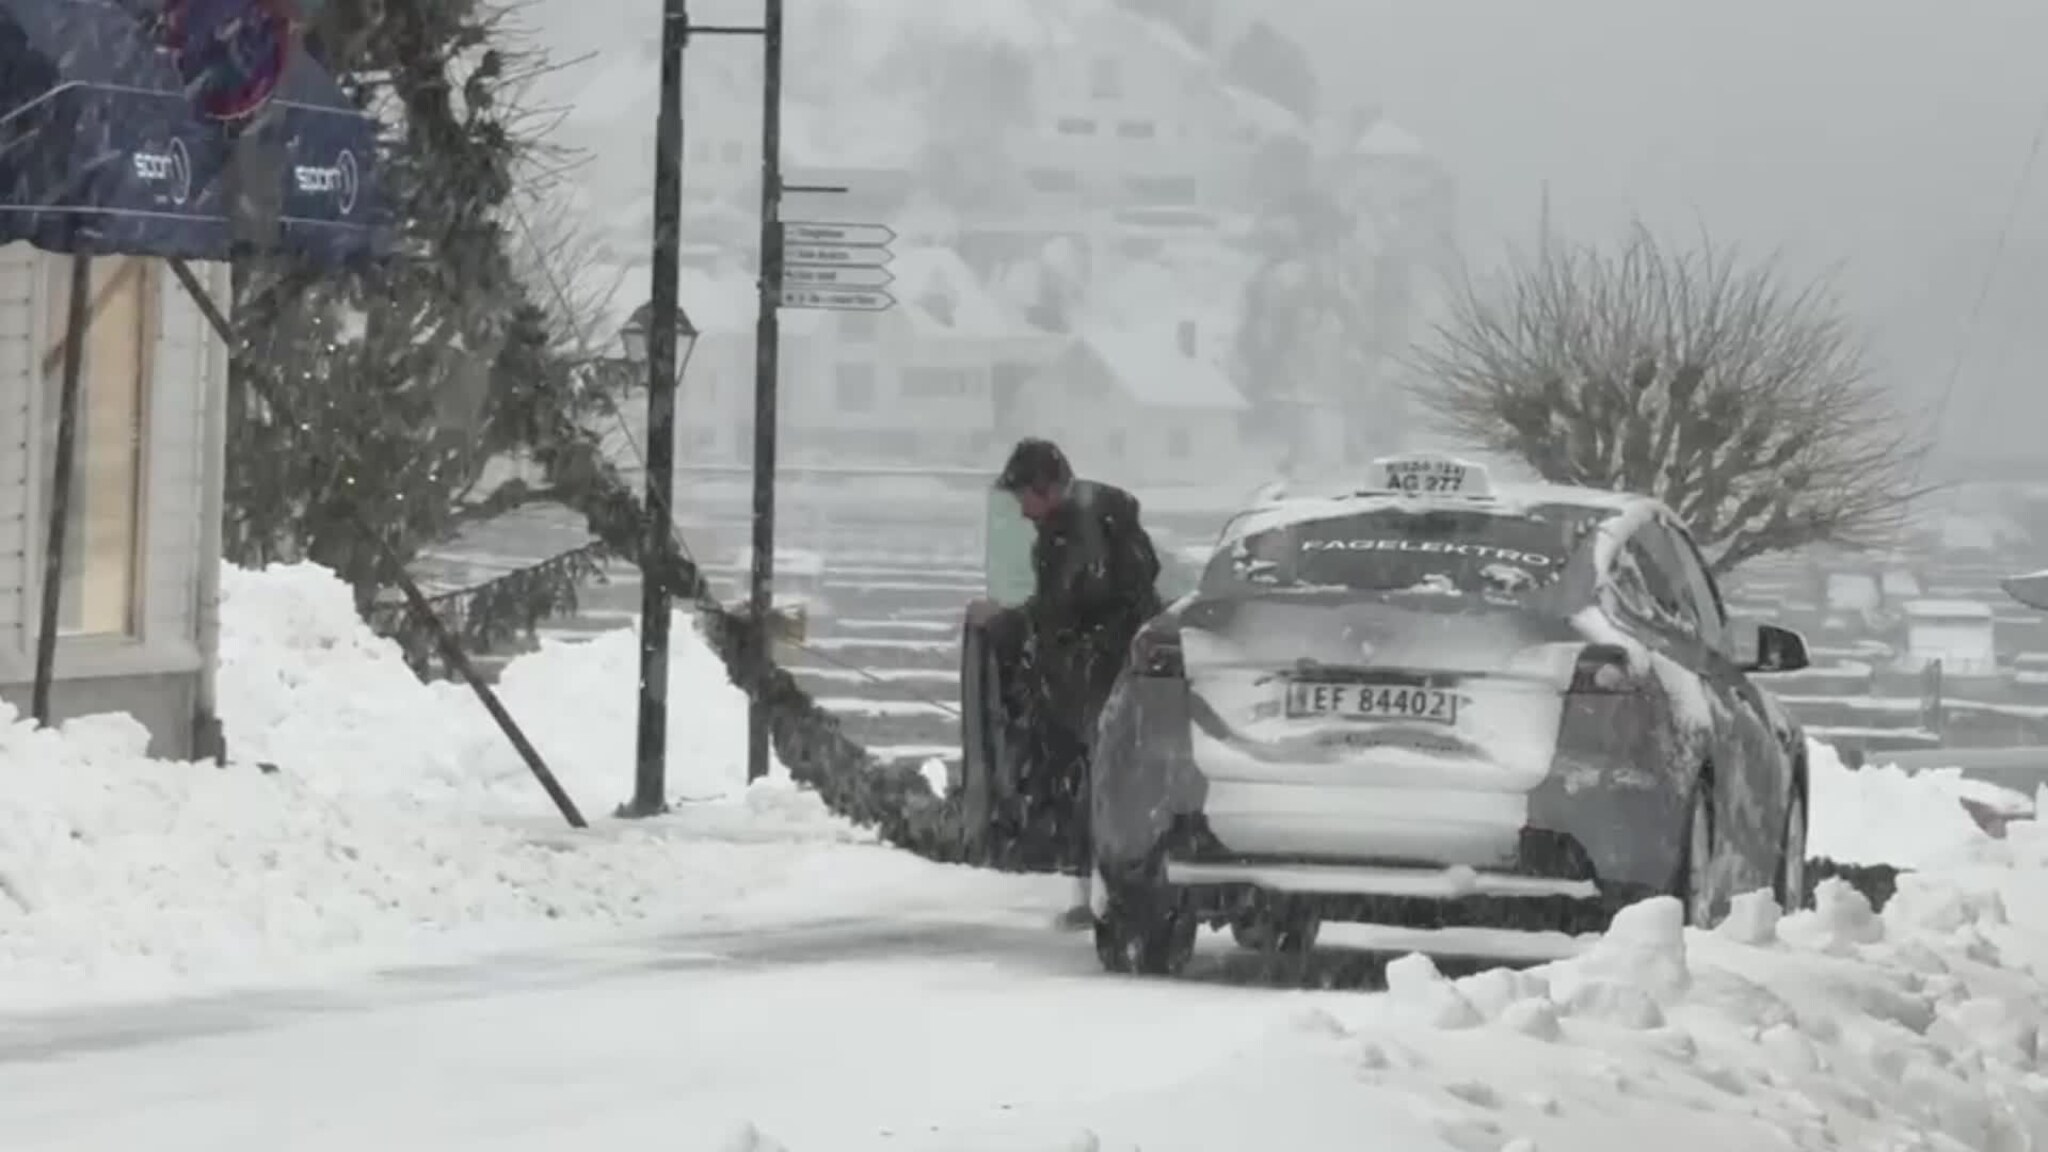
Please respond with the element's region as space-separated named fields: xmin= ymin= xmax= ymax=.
xmin=1376 ymin=454 xmax=1488 ymax=496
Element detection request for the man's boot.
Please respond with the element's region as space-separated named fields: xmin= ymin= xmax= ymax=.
xmin=1054 ymin=872 xmax=1093 ymax=931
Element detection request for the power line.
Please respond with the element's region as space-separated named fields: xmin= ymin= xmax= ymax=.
xmin=1917 ymin=91 xmax=2048 ymax=470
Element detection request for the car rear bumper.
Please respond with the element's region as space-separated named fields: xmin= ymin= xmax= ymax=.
xmin=1201 ymin=781 xmax=1529 ymax=865
xmin=1163 ymin=858 xmax=1597 ymax=900
xmin=1134 ymin=822 xmax=1653 ymax=932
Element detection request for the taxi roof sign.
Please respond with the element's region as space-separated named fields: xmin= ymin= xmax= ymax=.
xmin=1370 ymin=452 xmax=1493 ymax=498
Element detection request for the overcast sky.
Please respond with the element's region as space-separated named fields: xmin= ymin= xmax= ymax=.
xmin=1279 ymin=0 xmax=2048 ymax=468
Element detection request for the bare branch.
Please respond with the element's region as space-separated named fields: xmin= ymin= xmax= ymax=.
xmin=1408 ymin=226 xmax=1931 ymax=574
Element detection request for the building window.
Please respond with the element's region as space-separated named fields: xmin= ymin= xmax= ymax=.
xmin=39 ymin=256 xmax=150 ymax=638
xmin=1055 ymin=116 xmax=1098 ymax=136
xmin=835 ymin=362 xmax=876 ymax=411
xmin=1116 ymin=120 xmax=1157 ymax=140
xmin=1127 ymin=175 xmax=1200 ymax=204
xmin=1090 ymin=57 xmax=1122 ymax=99
xmin=720 ymin=140 xmax=743 ymax=163
xmin=1106 ymin=430 xmax=1126 ymax=456
xmin=840 ymin=312 xmax=879 ymax=343
xmin=1026 ymin=167 xmax=1080 ymax=193
xmin=901 ymin=367 xmax=979 ymax=399
xmin=1167 ymin=426 xmax=1191 ymax=459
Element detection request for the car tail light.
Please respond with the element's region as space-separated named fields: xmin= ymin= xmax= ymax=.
xmin=1131 ymin=625 xmax=1185 ymax=677
xmin=1568 ymin=643 xmax=1637 ymax=694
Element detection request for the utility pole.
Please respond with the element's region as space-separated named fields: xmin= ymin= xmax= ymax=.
xmin=746 ymin=0 xmax=785 ymax=783
xmin=627 ymin=0 xmax=691 ymax=819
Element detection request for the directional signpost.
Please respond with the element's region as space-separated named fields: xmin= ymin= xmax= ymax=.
xmin=784 ymin=222 xmax=895 ymax=248
xmin=782 ymin=265 xmax=894 ymax=289
xmin=778 ymin=221 xmax=896 ymax=312
xmin=785 ymin=243 xmax=890 ymax=267
xmin=780 ymin=286 xmax=896 ymax=311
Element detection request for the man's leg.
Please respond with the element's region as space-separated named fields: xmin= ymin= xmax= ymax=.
xmin=1034 ymin=719 xmax=1093 ymax=929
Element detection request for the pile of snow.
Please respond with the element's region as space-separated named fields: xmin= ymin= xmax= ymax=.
xmin=1809 ymin=738 xmax=2037 ymax=869
xmin=1053 ymin=879 xmax=2048 ymax=1152
xmin=0 ymin=563 xmax=1044 ymax=1008
xmin=216 ymin=562 xmax=765 ymax=810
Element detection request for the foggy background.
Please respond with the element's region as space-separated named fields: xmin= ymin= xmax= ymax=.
xmin=1278 ymin=0 xmax=2048 ymax=477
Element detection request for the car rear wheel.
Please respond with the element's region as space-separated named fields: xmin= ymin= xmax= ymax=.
xmin=1094 ymin=878 xmax=1197 ymax=977
xmin=1230 ymin=913 xmax=1321 ymax=955
xmin=1774 ymin=787 xmax=1809 ymax=912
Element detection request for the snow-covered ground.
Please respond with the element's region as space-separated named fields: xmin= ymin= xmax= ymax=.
xmin=0 ymin=563 xmax=1054 ymax=1008
xmin=8 ymin=563 xmax=2048 ymax=1149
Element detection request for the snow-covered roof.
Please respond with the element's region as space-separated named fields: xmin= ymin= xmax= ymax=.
xmin=1903 ymin=599 xmax=1997 ymax=621
xmin=1220 ymin=83 xmax=1310 ymax=141
xmin=1352 ymin=117 xmax=1426 ymax=158
xmin=1076 ymin=322 xmax=1245 ymax=411
xmin=1122 ymin=6 xmax=1214 ymax=69
xmin=889 ymin=247 xmax=1039 ymax=340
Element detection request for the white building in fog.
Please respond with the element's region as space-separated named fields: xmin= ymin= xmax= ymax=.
xmin=787 ymin=248 xmax=1053 ymax=468
xmin=1020 ymin=317 xmax=1250 ymax=486
xmin=1016 ymin=6 xmax=1308 ymax=213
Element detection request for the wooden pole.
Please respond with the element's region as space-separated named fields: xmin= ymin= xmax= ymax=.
xmin=628 ymin=0 xmax=692 ymax=818
xmin=31 ymin=252 xmax=92 ymax=725
xmin=746 ymin=0 xmax=785 ymax=783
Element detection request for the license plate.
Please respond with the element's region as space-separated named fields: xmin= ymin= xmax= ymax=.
xmin=1285 ymin=682 xmax=1460 ymax=724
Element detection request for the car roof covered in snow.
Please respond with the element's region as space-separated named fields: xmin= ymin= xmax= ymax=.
xmin=1215 ymin=476 xmax=1658 ymax=550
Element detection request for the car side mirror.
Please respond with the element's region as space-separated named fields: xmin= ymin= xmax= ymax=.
xmin=1744 ymin=623 xmax=1810 ymax=675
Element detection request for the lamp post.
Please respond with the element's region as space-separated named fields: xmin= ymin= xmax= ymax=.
xmin=624 ymin=288 xmax=700 ymax=819
xmin=620 ymin=0 xmax=777 ymax=813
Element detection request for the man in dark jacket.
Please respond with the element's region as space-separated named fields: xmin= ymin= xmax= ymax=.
xmin=973 ymin=438 xmax=1163 ymax=927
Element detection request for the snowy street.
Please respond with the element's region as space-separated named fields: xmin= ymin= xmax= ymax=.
xmin=10 ymin=867 xmax=2048 ymax=1151
xmin=7 ymin=567 xmax=2048 ymax=1149
xmin=6 ymin=565 xmax=2048 ymax=1148
xmin=10 ymin=0 xmax=2048 ymax=1145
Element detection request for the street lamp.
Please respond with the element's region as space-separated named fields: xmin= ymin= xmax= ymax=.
xmin=618 ymin=300 xmax=700 ymax=379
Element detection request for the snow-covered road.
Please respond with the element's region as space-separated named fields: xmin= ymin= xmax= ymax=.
xmin=10 ymin=565 xmax=2048 ymax=1150
xmin=8 ymin=874 xmax=2048 ymax=1152
xmin=0 ymin=906 xmax=1432 ymax=1151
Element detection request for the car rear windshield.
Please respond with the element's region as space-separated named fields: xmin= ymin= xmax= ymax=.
xmin=1203 ymin=503 xmax=1610 ymax=599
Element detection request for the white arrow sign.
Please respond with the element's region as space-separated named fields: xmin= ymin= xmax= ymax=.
xmin=778 ymin=287 xmax=896 ymax=313
xmin=782 ymin=221 xmax=896 ymax=247
xmin=782 ymin=265 xmax=895 ymax=289
xmin=785 ymin=242 xmax=893 ymax=268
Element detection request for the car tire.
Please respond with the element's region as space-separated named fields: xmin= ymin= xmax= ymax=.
xmin=1773 ymin=783 xmax=1810 ymax=913
xmin=1671 ymin=775 xmax=1717 ymax=928
xmin=1230 ymin=914 xmax=1320 ymax=954
xmin=1094 ymin=879 xmax=1197 ymax=977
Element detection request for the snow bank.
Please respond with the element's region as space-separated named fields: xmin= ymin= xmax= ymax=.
xmin=887 ymin=866 xmax=2048 ymax=1149
xmin=0 ymin=563 xmax=1038 ymax=1008
xmin=1808 ymin=737 xmax=2035 ymax=869
xmin=960 ymin=879 xmax=2048 ymax=1150
xmin=216 ymin=562 xmax=766 ymax=810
